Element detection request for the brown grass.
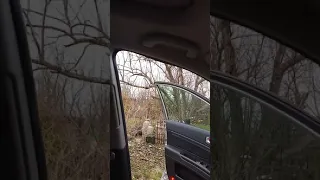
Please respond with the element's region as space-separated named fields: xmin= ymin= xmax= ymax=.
xmin=37 ymin=82 xmax=109 ymax=180
xmin=123 ymin=88 xmax=166 ymax=180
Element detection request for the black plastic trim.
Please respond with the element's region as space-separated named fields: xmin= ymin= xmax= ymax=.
xmin=110 ymin=50 xmax=132 ymax=180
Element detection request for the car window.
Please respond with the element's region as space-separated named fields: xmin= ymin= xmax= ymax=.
xmin=21 ymin=0 xmax=111 ymax=179
xmin=211 ymin=83 xmax=320 ymax=180
xmin=210 ymin=17 xmax=320 ymax=119
xmin=210 ymin=15 xmax=320 ymax=180
xmin=156 ymin=83 xmax=210 ymax=131
xmin=211 ymin=81 xmax=320 ymax=179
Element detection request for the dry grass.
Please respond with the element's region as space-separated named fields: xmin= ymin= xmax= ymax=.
xmin=37 ymin=86 xmax=109 ymax=180
xmin=128 ymin=136 xmax=165 ymax=180
xmin=124 ymin=90 xmax=166 ymax=180
xmin=121 ymin=115 xmax=166 ymax=180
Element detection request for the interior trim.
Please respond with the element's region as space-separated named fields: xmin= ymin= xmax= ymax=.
xmin=142 ymin=33 xmax=199 ymax=59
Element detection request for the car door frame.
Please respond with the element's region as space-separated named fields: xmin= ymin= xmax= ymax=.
xmin=0 ymin=0 xmax=47 ymax=179
xmin=110 ymin=49 xmax=132 ymax=180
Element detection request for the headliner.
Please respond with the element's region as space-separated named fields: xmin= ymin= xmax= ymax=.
xmin=111 ymin=0 xmax=320 ymax=79
xmin=111 ymin=0 xmax=210 ymax=79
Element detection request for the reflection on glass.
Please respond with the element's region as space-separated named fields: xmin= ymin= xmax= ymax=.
xmin=157 ymin=84 xmax=210 ymax=131
xmin=21 ymin=0 xmax=110 ymax=179
xmin=210 ymin=17 xmax=320 ymax=120
xmin=211 ymin=83 xmax=320 ymax=180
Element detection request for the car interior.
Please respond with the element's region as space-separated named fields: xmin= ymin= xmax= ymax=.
xmin=110 ymin=0 xmax=210 ymax=79
xmin=111 ymin=1 xmax=320 ymax=180
xmin=110 ymin=0 xmax=209 ymax=179
xmin=2 ymin=0 xmax=320 ymax=179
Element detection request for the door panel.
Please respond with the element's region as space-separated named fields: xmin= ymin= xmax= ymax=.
xmin=167 ymin=121 xmax=210 ymax=162
xmin=166 ymin=121 xmax=210 ymax=180
xmin=155 ymin=82 xmax=210 ymax=180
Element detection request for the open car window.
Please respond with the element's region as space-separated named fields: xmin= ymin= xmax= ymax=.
xmin=155 ymin=82 xmax=210 ymax=131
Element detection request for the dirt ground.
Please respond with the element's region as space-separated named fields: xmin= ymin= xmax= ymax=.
xmin=128 ymin=137 xmax=166 ymax=180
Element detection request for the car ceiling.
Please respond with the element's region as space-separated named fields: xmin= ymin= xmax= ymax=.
xmin=111 ymin=0 xmax=210 ymax=79
xmin=111 ymin=0 xmax=320 ymax=80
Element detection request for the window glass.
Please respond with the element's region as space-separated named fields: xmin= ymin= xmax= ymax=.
xmin=157 ymin=84 xmax=210 ymax=131
xmin=210 ymin=15 xmax=320 ymax=180
xmin=210 ymin=17 xmax=320 ymax=119
xmin=21 ymin=0 xmax=110 ymax=179
xmin=211 ymin=82 xmax=320 ymax=179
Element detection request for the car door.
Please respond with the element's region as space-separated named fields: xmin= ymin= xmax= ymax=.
xmin=155 ymin=82 xmax=210 ymax=180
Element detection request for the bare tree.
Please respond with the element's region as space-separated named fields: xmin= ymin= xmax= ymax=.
xmin=23 ymin=0 xmax=110 ymax=83
xmin=21 ymin=0 xmax=110 ymax=179
xmin=116 ymin=51 xmax=209 ymax=95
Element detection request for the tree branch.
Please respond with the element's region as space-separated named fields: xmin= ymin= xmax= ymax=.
xmin=64 ymin=37 xmax=109 ymax=47
xmin=22 ymin=8 xmax=68 ymax=26
xmin=26 ymin=24 xmax=110 ymax=47
xmin=32 ymin=59 xmax=110 ymax=84
xmin=119 ymin=80 xmax=154 ymax=89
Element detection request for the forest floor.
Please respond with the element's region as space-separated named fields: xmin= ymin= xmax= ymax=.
xmin=128 ymin=137 xmax=166 ymax=180
xmin=126 ymin=118 xmax=166 ymax=180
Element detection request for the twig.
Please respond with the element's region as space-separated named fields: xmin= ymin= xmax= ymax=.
xmin=120 ymin=80 xmax=154 ymax=89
